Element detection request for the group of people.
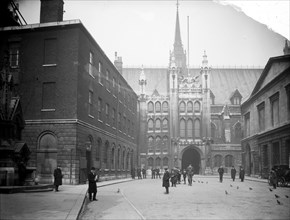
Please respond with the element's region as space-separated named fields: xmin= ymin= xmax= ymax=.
xmin=217 ymin=166 xmax=245 ymax=183
xmin=130 ymin=167 xmax=162 ymax=179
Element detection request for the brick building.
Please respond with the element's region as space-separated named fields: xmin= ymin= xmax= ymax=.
xmin=122 ymin=3 xmax=263 ymax=174
xmin=241 ymin=54 xmax=290 ymax=178
xmin=0 ymin=0 xmax=138 ymax=184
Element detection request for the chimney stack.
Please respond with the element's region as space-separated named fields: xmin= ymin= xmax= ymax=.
xmin=114 ymin=52 xmax=123 ymax=75
xmin=40 ymin=0 xmax=64 ymax=23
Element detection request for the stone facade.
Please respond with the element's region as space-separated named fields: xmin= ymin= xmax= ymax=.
xmin=241 ymin=55 xmax=290 ymax=178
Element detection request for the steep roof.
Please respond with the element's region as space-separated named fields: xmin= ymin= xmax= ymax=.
xmin=122 ymin=67 xmax=262 ymax=104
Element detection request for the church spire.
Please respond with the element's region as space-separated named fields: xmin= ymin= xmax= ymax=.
xmin=174 ymin=0 xmax=182 ymax=51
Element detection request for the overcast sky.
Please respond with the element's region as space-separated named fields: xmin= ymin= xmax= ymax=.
xmin=17 ymin=0 xmax=289 ymax=68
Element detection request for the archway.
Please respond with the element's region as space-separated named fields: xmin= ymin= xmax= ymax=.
xmin=182 ymin=147 xmax=201 ymax=174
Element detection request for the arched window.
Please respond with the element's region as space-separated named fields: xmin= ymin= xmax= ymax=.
xmin=148 ymin=136 xmax=154 ymax=146
xmin=156 ymin=157 xmax=161 ymax=167
xmin=162 ymin=101 xmax=168 ymax=113
xmin=126 ymin=152 xmax=130 ymax=170
xmin=162 ymin=119 xmax=168 ymax=131
xmin=214 ymin=155 xmax=222 ymax=167
xmin=148 ymin=119 xmax=154 ymax=131
xmin=179 ymin=101 xmax=186 ymax=113
xmin=116 ymin=147 xmax=120 ymax=169
xmin=235 ymin=122 xmax=242 ymax=139
xmin=96 ymin=138 xmax=102 ymax=161
xmin=225 ymin=155 xmax=234 ymax=167
xmin=163 ymin=157 xmax=168 ymax=167
xmin=187 ymin=101 xmax=193 ymax=112
xmin=194 ymin=101 xmax=201 ymax=112
xmin=194 ymin=119 xmax=201 ymax=138
xmin=148 ymin=157 xmax=153 ymax=167
xmin=156 ymin=136 xmax=161 ymax=143
xmin=187 ymin=119 xmax=193 ymax=138
xmin=180 ymin=119 xmax=186 ymax=137
xmin=122 ymin=149 xmax=126 ymax=170
xmin=155 ymin=119 xmax=161 ymax=131
xmin=211 ymin=123 xmax=216 ymax=139
xmin=155 ymin=101 xmax=161 ymax=113
xmin=148 ymin=102 xmax=154 ymax=113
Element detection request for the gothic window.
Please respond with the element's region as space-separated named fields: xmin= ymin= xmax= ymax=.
xmin=187 ymin=101 xmax=193 ymax=113
xmin=179 ymin=101 xmax=186 ymax=113
xmin=180 ymin=119 xmax=186 ymax=137
xmin=155 ymin=102 xmax=161 ymax=113
xmin=194 ymin=101 xmax=201 ymax=112
xmin=148 ymin=119 xmax=154 ymax=131
xmin=156 ymin=136 xmax=161 ymax=143
xmin=162 ymin=101 xmax=169 ymax=113
xmin=225 ymin=155 xmax=234 ymax=167
xmin=214 ymin=155 xmax=222 ymax=167
xmin=156 ymin=157 xmax=161 ymax=166
xmin=163 ymin=157 xmax=168 ymax=167
xmin=187 ymin=119 xmax=193 ymax=138
xmin=148 ymin=157 xmax=153 ymax=167
xmin=194 ymin=119 xmax=201 ymax=138
xmin=155 ymin=119 xmax=161 ymax=131
xmin=211 ymin=122 xmax=216 ymax=139
xmin=162 ymin=119 xmax=168 ymax=131
xmin=148 ymin=136 xmax=154 ymax=146
xmin=148 ymin=102 xmax=154 ymax=113
xmin=234 ymin=122 xmax=242 ymax=139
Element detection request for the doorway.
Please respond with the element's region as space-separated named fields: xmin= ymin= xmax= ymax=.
xmin=182 ymin=147 xmax=201 ymax=174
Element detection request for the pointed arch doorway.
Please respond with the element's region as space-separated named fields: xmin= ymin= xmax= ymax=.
xmin=182 ymin=147 xmax=201 ymax=174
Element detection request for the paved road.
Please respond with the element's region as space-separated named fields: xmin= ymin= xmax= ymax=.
xmin=80 ymin=176 xmax=290 ymax=220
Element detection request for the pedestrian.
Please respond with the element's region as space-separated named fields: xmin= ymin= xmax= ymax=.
xmin=151 ymin=168 xmax=155 ymax=179
xmin=162 ymin=168 xmax=170 ymax=194
xmin=239 ymin=166 xmax=245 ymax=182
xmin=231 ymin=166 xmax=236 ymax=181
xmin=131 ymin=167 xmax=135 ymax=179
xmin=269 ymin=168 xmax=278 ymax=189
xmin=187 ymin=164 xmax=194 ymax=186
xmin=142 ymin=168 xmax=146 ymax=179
xmin=218 ymin=166 xmax=224 ymax=183
xmin=137 ymin=168 xmax=142 ymax=179
xmin=182 ymin=169 xmax=187 ymax=184
xmin=88 ymin=167 xmax=98 ymax=201
xmin=53 ymin=166 xmax=63 ymax=192
xmin=156 ymin=168 xmax=161 ymax=178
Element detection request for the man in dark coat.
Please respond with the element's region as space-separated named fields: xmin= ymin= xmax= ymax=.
xmin=239 ymin=166 xmax=245 ymax=182
xmin=269 ymin=168 xmax=278 ymax=189
xmin=218 ymin=166 xmax=224 ymax=183
xmin=54 ymin=166 xmax=63 ymax=192
xmin=142 ymin=168 xmax=146 ymax=179
xmin=231 ymin=166 xmax=236 ymax=181
xmin=162 ymin=168 xmax=170 ymax=194
xmin=88 ymin=167 xmax=98 ymax=201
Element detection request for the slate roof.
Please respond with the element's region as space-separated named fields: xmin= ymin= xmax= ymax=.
xmin=122 ymin=67 xmax=262 ymax=105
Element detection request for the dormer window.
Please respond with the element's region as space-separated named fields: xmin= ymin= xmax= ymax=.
xmin=230 ymin=89 xmax=242 ymax=105
xmin=233 ymin=97 xmax=241 ymax=105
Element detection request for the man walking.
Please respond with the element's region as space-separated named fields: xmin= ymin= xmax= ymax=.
xmin=53 ymin=166 xmax=63 ymax=192
xmin=231 ymin=166 xmax=236 ymax=181
xmin=162 ymin=168 xmax=170 ymax=194
xmin=218 ymin=166 xmax=224 ymax=183
xmin=239 ymin=166 xmax=245 ymax=182
xmin=88 ymin=167 xmax=98 ymax=201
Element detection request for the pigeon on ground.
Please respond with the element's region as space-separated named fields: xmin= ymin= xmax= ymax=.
xmin=277 ymin=200 xmax=282 ymax=205
xmin=201 ymin=181 xmax=203 ymax=184
xmin=225 ymin=190 xmax=229 ymax=195
xmin=230 ymin=184 xmax=233 ymax=187
xmin=249 ymin=187 xmax=253 ymax=190
xmin=285 ymin=195 xmax=289 ymax=198
xmin=237 ymin=186 xmax=239 ymax=189
xmin=269 ymin=188 xmax=273 ymax=192
xmin=275 ymin=194 xmax=280 ymax=198
xmin=117 ymin=188 xmax=120 ymax=193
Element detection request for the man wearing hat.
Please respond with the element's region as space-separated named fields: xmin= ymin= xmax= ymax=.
xmin=88 ymin=167 xmax=98 ymax=201
xmin=162 ymin=168 xmax=170 ymax=194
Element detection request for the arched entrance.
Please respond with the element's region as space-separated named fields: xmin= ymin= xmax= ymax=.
xmin=182 ymin=147 xmax=201 ymax=174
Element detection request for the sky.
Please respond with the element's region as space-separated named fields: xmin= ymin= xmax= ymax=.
xmin=16 ymin=0 xmax=289 ymax=68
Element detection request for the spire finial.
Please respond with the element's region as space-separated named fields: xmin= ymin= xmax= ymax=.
xmin=176 ymin=0 xmax=179 ymax=11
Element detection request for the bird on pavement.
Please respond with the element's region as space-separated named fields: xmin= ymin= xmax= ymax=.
xmin=275 ymin=194 xmax=280 ymax=198
xmin=249 ymin=187 xmax=253 ymax=190
xmin=237 ymin=186 xmax=239 ymax=189
xmin=277 ymin=200 xmax=282 ymax=205
xmin=285 ymin=195 xmax=289 ymax=198
xmin=230 ymin=184 xmax=233 ymax=187
xmin=117 ymin=188 xmax=120 ymax=193
xmin=269 ymin=188 xmax=273 ymax=192
xmin=201 ymin=181 xmax=203 ymax=184
xmin=225 ymin=190 xmax=229 ymax=195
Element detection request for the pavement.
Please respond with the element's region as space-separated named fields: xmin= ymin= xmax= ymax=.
xmin=0 ymin=175 xmax=268 ymax=220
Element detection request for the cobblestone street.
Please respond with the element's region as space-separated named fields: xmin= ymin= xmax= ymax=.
xmin=80 ymin=176 xmax=290 ymax=220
